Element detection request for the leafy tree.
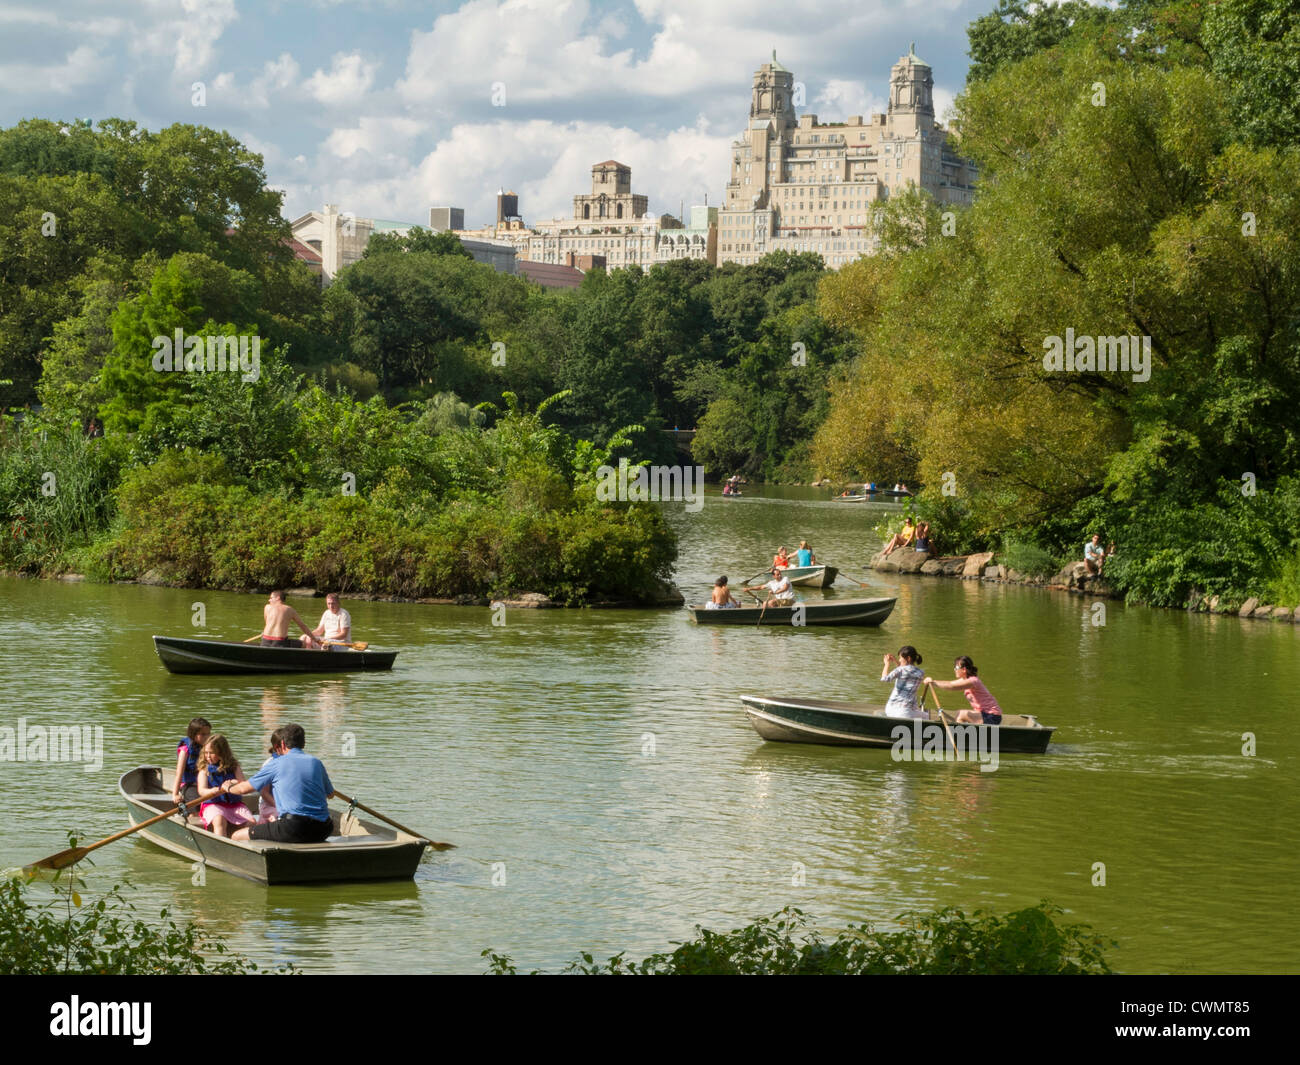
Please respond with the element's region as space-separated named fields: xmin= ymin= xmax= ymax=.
xmin=1204 ymin=0 xmax=1300 ymax=147
xmin=97 ymin=251 xmax=261 ymax=434
xmin=365 ymin=226 xmax=473 ymax=259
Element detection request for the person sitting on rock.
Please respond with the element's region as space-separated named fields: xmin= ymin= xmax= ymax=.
xmin=913 ymin=521 xmax=931 ymax=554
xmin=882 ymin=517 xmax=916 ymax=557
xmin=1083 ymin=534 xmax=1113 ymax=576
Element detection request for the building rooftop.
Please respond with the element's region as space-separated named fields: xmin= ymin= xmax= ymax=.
xmin=519 ymin=261 xmax=586 ymax=289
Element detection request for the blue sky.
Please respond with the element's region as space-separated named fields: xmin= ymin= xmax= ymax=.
xmin=0 ymin=0 xmax=997 ymax=227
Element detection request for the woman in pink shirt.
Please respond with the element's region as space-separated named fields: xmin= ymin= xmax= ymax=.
xmin=925 ymin=656 xmax=1003 ymax=725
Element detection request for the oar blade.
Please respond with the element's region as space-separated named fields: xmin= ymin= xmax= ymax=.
xmin=23 ymin=846 xmax=87 ymax=874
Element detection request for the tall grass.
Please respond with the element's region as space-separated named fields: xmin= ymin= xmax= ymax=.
xmin=0 ymin=417 xmax=124 ymax=571
xmin=1266 ymin=547 xmax=1300 ymax=607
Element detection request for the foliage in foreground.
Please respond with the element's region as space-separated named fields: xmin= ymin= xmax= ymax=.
xmin=1 ymin=865 xmax=278 ymax=975
xmin=482 ymin=902 xmax=1114 ymax=975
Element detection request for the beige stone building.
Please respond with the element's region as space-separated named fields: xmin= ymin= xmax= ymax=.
xmin=718 ymin=46 xmax=977 ymax=268
xmin=452 ymin=163 xmax=716 ymax=270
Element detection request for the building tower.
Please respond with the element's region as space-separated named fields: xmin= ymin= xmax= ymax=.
xmin=750 ymin=49 xmax=796 ymax=128
xmin=573 ymin=161 xmax=647 ymax=222
xmin=888 ymin=43 xmax=934 ymax=138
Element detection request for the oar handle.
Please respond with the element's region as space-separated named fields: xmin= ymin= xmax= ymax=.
xmin=332 ymin=790 xmax=454 ymax=850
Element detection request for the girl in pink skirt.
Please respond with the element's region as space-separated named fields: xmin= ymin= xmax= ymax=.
xmin=196 ymin=735 xmax=258 ymax=837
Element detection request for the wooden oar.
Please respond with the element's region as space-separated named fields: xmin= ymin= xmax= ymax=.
xmin=331 ymin=790 xmax=454 ymax=851
xmin=925 ymin=683 xmax=957 ymax=754
xmin=244 ymin=634 xmax=262 ymax=643
xmin=324 ymin=640 xmax=369 ymax=651
xmin=740 ymin=568 xmax=772 ymax=586
xmin=25 ymin=804 xmax=184 ymax=873
xmin=837 ymin=569 xmax=874 ymax=588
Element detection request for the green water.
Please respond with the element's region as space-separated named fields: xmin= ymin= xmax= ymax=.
xmin=2 ymin=487 xmax=1296 ymax=973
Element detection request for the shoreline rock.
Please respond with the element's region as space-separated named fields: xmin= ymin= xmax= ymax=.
xmin=867 ymin=550 xmax=1299 ymax=620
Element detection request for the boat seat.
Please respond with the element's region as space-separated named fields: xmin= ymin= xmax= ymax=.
xmin=325 ymin=835 xmax=387 ymax=845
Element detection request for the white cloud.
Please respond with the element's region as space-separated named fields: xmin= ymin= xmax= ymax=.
xmin=281 ymin=114 xmax=731 ymax=231
xmin=325 ymin=115 xmax=425 ymax=159
xmin=0 ymin=44 xmax=108 ymax=95
xmin=129 ymin=0 xmax=239 ymax=75
xmin=212 ymin=52 xmax=301 ymax=110
xmin=813 ymin=79 xmax=888 ymax=122
xmin=305 ymin=52 xmax=379 ymax=106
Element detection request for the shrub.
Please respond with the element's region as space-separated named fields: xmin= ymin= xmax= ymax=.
xmin=1000 ymin=539 xmax=1058 ymax=579
xmin=1 ymin=867 xmax=279 ymax=975
xmin=483 ymin=901 xmax=1113 ymax=975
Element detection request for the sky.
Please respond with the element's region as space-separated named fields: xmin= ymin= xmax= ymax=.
xmin=0 ymin=0 xmax=998 ymax=228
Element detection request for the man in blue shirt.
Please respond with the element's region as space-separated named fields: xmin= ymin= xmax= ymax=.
xmin=226 ymin=723 xmax=335 ymax=843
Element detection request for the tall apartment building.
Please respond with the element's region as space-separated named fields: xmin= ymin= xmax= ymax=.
xmin=718 ymin=46 xmax=977 ymax=268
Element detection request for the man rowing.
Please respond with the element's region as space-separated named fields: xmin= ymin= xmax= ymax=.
xmin=310 ymin=592 xmax=352 ymax=648
xmin=762 ymin=568 xmax=796 ymax=608
xmin=261 ymin=590 xmax=317 ymax=649
xmin=227 ymin=723 xmax=336 ymax=844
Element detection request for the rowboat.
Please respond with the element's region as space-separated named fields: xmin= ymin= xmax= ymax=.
xmin=740 ymin=695 xmax=1055 ymax=753
xmin=833 ymin=489 xmax=912 ymax=501
xmin=689 ymin=597 xmax=895 ymax=626
xmin=119 ymin=767 xmax=428 ymax=884
xmin=152 ymin=635 xmax=397 ymax=675
xmin=780 ymin=564 xmax=838 ymax=588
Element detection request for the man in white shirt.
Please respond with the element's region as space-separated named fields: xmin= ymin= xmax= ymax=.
xmin=1083 ymin=534 xmax=1112 ymax=576
xmin=763 ymin=569 xmax=796 ymax=608
xmin=311 ymin=593 xmax=352 ymax=648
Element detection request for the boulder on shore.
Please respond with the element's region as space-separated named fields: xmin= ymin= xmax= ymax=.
xmin=895 ymin=550 xmax=930 ymax=574
xmin=920 ymin=559 xmax=946 ymax=576
xmin=871 ymin=550 xmax=901 ymax=573
xmin=1237 ymin=597 xmax=1259 ymax=617
xmin=962 ymin=551 xmax=995 ymax=578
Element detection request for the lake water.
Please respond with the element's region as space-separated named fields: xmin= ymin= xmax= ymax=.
xmin=2 ymin=486 xmax=1296 ymax=973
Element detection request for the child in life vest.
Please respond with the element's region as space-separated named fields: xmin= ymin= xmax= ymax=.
xmin=196 ymin=735 xmax=258 ymax=837
xmin=172 ymin=717 xmax=212 ymax=809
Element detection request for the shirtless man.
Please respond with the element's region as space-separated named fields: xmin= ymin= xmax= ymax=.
xmin=311 ymin=592 xmax=352 ymax=648
xmin=262 ymin=590 xmax=317 ymax=649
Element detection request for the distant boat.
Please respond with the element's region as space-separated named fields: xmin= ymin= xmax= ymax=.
xmin=833 ymin=488 xmax=911 ymax=501
xmin=153 ymin=635 xmax=397 ymax=675
xmin=740 ymin=695 xmax=1056 ymax=752
xmin=778 ymin=564 xmax=838 ymax=588
xmin=688 ymin=597 xmax=895 ymax=627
